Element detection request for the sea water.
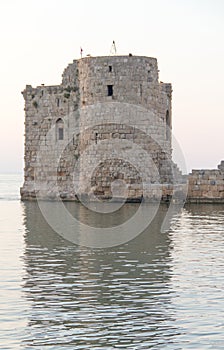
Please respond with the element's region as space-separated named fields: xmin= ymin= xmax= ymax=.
xmin=0 ymin=174 xmax=224 ymax=349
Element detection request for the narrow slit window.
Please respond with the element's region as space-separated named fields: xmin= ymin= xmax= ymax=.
xmin=140 ymin=84 xmax=143 ymax=97
xmin=109 ymin=65 xmax=112 ymax=72
xmin=95 ymin=132 xmax=98 ymax=144
xmin=56 ymin=118 xmax=64 ymax=141
xmin=107 ymin=85 xmax=113 ymax=96
xmin=58 ymin=127 xmax=64 ymax=140
xmin=56 ymin=98 xmax=60 ymax=107
xmin=166 ymin=110 xmax=171 ymax=140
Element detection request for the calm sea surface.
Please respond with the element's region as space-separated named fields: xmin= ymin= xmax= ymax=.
xmin=0 ymin=174 xmax=224 ymax=349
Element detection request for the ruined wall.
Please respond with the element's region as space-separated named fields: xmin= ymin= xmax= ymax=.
xmin=21 ymin=63 xmax=80 ymax=199
xmin=187 ymin=161 xmax=224 ymax=203
xmin=21 ymin=55 xmax=175 ymax=201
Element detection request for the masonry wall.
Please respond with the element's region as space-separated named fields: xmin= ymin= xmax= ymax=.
xmin=187 ymin=161 xmax=224 ymax=203
xmin=72 ymin=56 xmax=173 ymax=200
xmin=21 ymin=55 xmax=175 ymax=201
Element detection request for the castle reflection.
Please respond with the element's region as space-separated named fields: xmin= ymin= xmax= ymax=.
xmin=21 ymin=202 xmax=180 ymax=348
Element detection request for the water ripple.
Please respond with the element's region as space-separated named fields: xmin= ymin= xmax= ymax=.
xmin=1 ymin=195 xmax=224 ymax=349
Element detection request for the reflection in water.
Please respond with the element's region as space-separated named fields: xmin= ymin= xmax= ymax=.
xmin=36 ymin=200 xmax=163 ymax=248
xmin=20 ymin=202 xmax=224 ymax=349
xmin=22 ymin=202 xmax=178 ymax=348
xmin=168 ymin=204 xmax=224 ymax=349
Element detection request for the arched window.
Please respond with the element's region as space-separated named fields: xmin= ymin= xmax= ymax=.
xmin=56 ymin=118 xmax=64 ymax=141
xmin=166 ymin=110 xmax=171 ymax=141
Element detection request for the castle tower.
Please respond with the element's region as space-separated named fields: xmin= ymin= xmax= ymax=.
xmin=21 ymin=55 xmax=174 ymax=201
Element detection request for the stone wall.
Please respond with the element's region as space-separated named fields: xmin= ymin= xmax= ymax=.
xmin=187 ymin=161 xmax=224 ymax=203
xmin=67 ymin=56 xmax=173 ymax=201
xmin=21 ymin=55 xmax=177 ymax=201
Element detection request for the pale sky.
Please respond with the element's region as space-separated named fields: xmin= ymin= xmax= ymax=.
xmin=0 ymin=0 xmax=223 ymax=173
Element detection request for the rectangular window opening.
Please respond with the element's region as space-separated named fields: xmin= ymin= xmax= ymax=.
xmin=109 ymin=65 xmax=112 ymax=72
xmin=107 ymin=85 xmax=113 ymax=96
xmin=58 ymin=128 xmax=64 ymax=140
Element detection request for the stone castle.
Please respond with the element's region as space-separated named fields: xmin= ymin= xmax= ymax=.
xmin=20 ymin=55 xmax=224 ymax=203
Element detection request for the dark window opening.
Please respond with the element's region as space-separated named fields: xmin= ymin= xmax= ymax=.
xmin=56 ymin=118 xmax=64 ymax=141
xmin=109 ymin=65 xmax=112 ymax=72
xmin=140 ymin=84 xmax=142 ymax=97
xmin=95 ymin=132 xmax=98 ymax=144
xmin=58 ymin=128 xmax=64 ymax=140
xmin=166 ymin=110 xmax=171 ymax=140
xmin=147 ymin=70 xmax=153 ymax=82
xmin=56 ymin=98 xmax=60 ymax=107
xmin=107 ymin=85 xmax=113 ymax=96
